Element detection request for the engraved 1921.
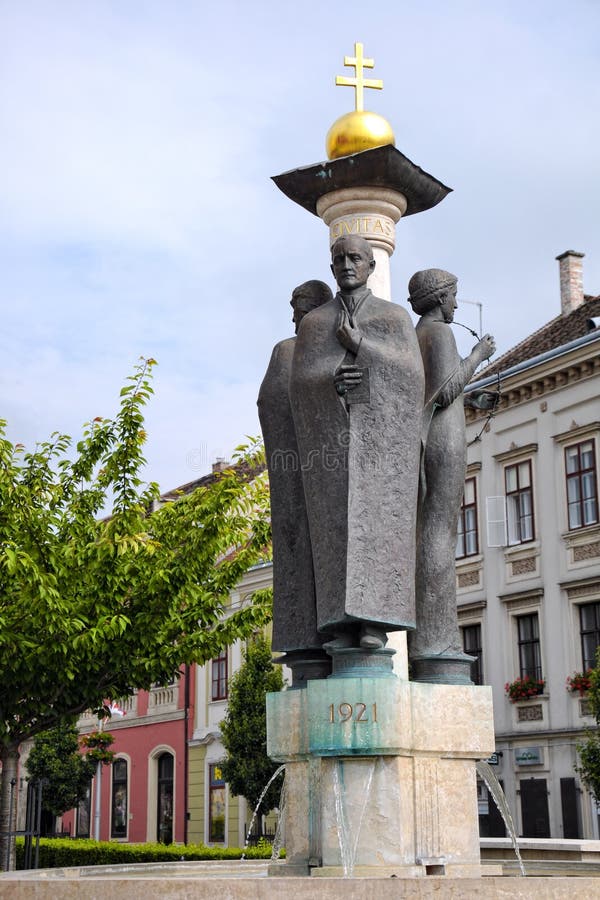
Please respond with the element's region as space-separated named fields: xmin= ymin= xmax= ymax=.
xmin=328 ymin=702 xmax=377 ymax=724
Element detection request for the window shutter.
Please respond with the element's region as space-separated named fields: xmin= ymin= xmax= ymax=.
xmin=486 ymin=496 xmax=507 ymax=547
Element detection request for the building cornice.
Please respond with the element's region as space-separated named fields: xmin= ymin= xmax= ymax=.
xmin=79 ymin=709 xmax=185 ymax=732
xmin=466 ymin=334 xmax=600 ymax=423
xmin=457 ymin=599 xmax=487 ymax=615
xmin=189 ymin=728 xmax=222 ymax=747
xmin=495 ymin=725 xmax=594 ymax=742
xmin=497 ymin=587 xmax=544 ymax=608
xmin=559 ymin=575 xmax=600 ymax=598
xmin=493 ymin=443 xmax=538 ymax=463
xmin=553 ymin=421 xmax=600 ymax=444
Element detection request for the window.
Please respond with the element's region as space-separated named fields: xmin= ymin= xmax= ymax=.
xmin=211 ymin=649 xmax=228 ymax=701
xmin=157 ymin=752 xmax=174 ymax=844
xmin=456 ymin=478 xmax=478 ymax=558
xmin=461 ymin=623 xmax=483 ymax=684
xmin=110 ymin=759 xmax=128 ymax=839
xmin=76 ymin=781 xmax=91 ymax=838
xmin=580 ymin=602 xmax=600 ymax=670
xmin=517 ymin=613 xmax=542 ymax=680
xmin=565 ymin=440 xmax=598 ymax=530
xmin=208 ymin=763 xmax=226 ymax=843
xmin=505 ymin=461 xmax=534 ymax=544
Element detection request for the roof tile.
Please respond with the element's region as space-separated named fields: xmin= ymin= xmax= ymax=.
xmin=477 ymin=294 xmax=600 ymax=378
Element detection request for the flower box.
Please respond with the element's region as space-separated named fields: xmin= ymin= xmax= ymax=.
xmin=566 ymin=670 xmax=593 ymax=696
xmin=505 ymin=675 xmax=545 ymax=703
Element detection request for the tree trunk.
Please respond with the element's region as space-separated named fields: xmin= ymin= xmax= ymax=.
xmin=0 ymin=744 xmax=20 ymax=871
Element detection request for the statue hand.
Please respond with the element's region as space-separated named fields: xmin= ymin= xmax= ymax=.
xmin=336 ymin=308 xmax=363 ymax=355
xmin=475 ymin=334 xmax=496 ymax=362
xmin=334 ymin=364 xmax=363 ymax=395
xmin=465 ymin=390 xmax=500 ymax=411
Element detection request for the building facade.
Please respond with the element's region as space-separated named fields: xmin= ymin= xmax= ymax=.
xmin=459 ymin=250 xmax=600 ymax=840
xmin=187 ymin=561 xmax=275 ymax=847
xmin=54 ymin=251 xmax=600 ymax=847
xmin=61 ymin=669 xmax=195 ymax=844
xmin=161 ymin=249 xmax=600 ymax=848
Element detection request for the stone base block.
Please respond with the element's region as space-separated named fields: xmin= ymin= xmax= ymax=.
xmin=267 ymin=678 xmax=494 ymax=760
xmin=267 ymin=861 xmax=310 ymax=877
xmin=318 ymin=755 xmax=482 ymax=870
xmin=267 ymin=679 xmax=495 ymax=876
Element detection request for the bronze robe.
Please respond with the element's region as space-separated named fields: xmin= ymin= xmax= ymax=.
xmin=289 ymin=290 xmax=424 ymax=634
xmin=409 ymin=320 xmax=472 ymax=660
xmin=258 ymin=337 xmax=323 ymax=652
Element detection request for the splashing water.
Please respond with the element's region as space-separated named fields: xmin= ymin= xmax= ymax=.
xmin=241 ymin=764 xmax=286 ymax=861
xmin=270 ymin=772 xmax=287 ymax=860
xmin=332 ymin=759 xmax=376 ymax=877
xmin=476 ymin=760 xmax=526 ymax=877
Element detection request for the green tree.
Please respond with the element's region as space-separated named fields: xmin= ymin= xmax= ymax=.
xmin=25 ymin=725 xmax=96 ymax=830
xmin=0 ymin=359 xmax=271 ymax=868
xmin=576 ymin=652 xmax=600 ymax=802
xmin=219 ymin=636 xmax=284 ymax=824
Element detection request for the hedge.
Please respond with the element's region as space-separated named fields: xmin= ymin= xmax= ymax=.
xmin=16 ymin=838 xmax=282 ymax=870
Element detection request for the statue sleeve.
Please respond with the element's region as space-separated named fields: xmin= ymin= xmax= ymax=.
xmin=420 ymin=323 xmax=479 ymax=409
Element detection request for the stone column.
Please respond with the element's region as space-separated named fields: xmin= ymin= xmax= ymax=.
xmin=316 ymin=187 xmax=407 ymax=301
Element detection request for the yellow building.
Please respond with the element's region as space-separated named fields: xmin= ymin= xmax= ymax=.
xmin=188 ymin=561 xmax=276 ymax=847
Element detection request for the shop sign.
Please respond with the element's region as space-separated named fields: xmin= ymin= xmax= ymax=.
xmin=515 ymin=746 xmax=543 ymax=766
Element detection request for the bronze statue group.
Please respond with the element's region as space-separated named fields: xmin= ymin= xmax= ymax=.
xmin=258 ymin=236 xmax=495 ymax=685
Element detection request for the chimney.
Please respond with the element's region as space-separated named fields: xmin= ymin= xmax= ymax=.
xmin=556 ymin=250 xmax=585 ymax=316
xmin=212 ymin=458 xmax=229 ymax=474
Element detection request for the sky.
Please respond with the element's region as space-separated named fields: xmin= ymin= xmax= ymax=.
xmin=1 ymin=1 xmax=599 ymax=492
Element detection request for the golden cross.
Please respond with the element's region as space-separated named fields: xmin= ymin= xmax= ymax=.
xmin=335 ymin=42 xmax=383 ymax=113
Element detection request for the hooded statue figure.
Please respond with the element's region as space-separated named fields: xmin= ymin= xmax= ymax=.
xmin=258 ymin=280 xmax=334 ymax=683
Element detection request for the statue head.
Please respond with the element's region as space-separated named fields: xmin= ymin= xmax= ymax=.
xmin=408 ymin=268 xmax=458 ymax=322
xmin=330 ymin=235 xmax=375 ymax=293
xmin=291 ymin=280 xmax=333 ymax=333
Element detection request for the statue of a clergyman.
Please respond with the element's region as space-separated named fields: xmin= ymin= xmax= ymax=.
xmin=258 ymin=280 xmax=334 ymax=684
xmin=289 ymin=236 xmax=424 ymax=658
xmin=407 ymin=269 xmax=495 ymax=683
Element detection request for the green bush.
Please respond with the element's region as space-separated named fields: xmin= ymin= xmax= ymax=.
xmin=15 ymin=837 xmax=282 ymax=870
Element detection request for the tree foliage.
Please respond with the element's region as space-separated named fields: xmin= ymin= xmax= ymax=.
xmin=576 ymin=651 xmax=600 ymax=802
xmin=0 ymin=359 xmax=272 ymax=867
xmin=25 ymin=725 xmax=96 ymax=820
xmin=219 ymin=636 xmax=284 ymax=818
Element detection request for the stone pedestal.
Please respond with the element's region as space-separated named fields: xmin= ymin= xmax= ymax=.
xmin=267 ymin=677 xmax=494 ymax=878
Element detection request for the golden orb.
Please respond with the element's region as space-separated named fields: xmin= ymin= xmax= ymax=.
xmin=326 ymin=110 xmax=395 ymax=160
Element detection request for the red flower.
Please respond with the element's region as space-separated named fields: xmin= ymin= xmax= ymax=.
xmin=566 ymin=670 xmax=592 ymax=696
xmin=505 ymin=675 xmax=545 ymax=703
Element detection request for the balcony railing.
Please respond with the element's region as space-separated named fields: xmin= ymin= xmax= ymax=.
xmin=148 ymin=684 xmax=178 ymax=712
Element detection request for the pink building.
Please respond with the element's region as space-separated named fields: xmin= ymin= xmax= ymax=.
xmin=62 ymin=666 xmax=195 ymax=844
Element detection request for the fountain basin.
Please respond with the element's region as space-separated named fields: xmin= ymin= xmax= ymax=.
xmin=481 ymin=837 xmax=600 ymax=862
xmin=1 ymin=865 xmax=599 ymax=899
